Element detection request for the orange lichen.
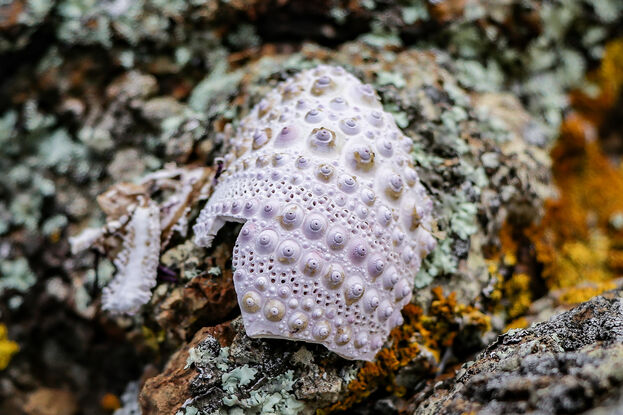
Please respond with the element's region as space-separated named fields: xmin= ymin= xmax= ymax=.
xmin=100 ymin=393 xmax=122 ymax=411
xmin=321 ymin=288 xmax=490 ymax=413
xmin=320 ymin=304 xmax=425 ymax=413
xmin=527 ymin=38 xmax=623 ymax=303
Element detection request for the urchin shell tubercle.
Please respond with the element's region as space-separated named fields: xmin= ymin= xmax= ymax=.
xmin=193 ymin=65 xmax=437 ymax=360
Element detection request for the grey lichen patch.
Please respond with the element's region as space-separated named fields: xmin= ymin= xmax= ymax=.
xmin=177 ymin=319 xmax=355 ymax=415
xmin=414 ymin=0 xmax=622 ymax=138
xmin=414 ymin=293 xmax=623 ymax=415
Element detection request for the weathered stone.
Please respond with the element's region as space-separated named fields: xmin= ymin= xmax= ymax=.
xmin=412 ymin=292 xmax=623 ymax=415
xmin=139 ymin=324 xmax=234 ymax=415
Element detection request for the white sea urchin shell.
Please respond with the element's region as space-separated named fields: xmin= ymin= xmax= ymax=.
xmin=193 ymin=65 xmax=436 ymax=360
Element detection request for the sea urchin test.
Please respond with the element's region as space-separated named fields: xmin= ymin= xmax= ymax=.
xmin=193 ymin=65 xmax=436 ymax=360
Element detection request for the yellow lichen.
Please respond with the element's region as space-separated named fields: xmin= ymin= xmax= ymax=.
xmin=0 ymin=324 xmax=19 ymax=370
xmin=485 ymin=221 xmax=533 ymax=319
xmin=141 ymin=325 xmax=166 ymax=353
xmin=503 ymin=273 xmax=532 ymax=319
xmin=504 ymin=317 xmax=529 ymax=332
xmin=557 ymin=281 xmax=617 ymax=305
xmin=527 ymin=38 xmax=623 ymax=304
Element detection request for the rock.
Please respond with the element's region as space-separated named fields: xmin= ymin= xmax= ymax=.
xmin=139 ymin=324 xmax=235 ymax=415
xmin=140 ymin=318 xmax=355 ymax=415
xmin=412 ymin=291 xmax=623 ymax=415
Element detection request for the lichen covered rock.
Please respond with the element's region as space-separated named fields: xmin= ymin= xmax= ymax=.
xmin=193 ymin=65 xmax=437 ymax=360
xmin=413 ymin=291 xmax=623 ymax=415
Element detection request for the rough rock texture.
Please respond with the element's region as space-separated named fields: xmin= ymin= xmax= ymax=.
xmin=141 ymin=317 xmax=361 ymax=415
xmin=140 ymin=324 xmax=235 ymax=415
xmin=413 ymin=291 xmax=623 ymax=415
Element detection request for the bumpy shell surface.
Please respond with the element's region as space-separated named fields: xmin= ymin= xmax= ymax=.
xmin=193 ymin=65 xmax=436 ymax=360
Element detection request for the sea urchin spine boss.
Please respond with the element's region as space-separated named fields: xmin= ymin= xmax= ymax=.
xmin=193 ymin=65 xmax=436 ymax=360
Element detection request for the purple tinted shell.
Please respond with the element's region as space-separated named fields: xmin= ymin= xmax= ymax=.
xmin=363 ymin=290 xmax=380 ymax=312
xmin=315 ymin=129 xmax=332 ymax=143
xmin=256 ymin=229 xmax=278 ymax=253
xmin=361 ymin=189 xmax=376 ymax=205
xmin=378 ymin=206 xmax=393 ymax=226
xmin=261 ymin=200 xmax=279 ymax=218
xmin=275 ymin=125 xmax=298 ymax=146
xmin=367 ymin=257 xmax=385 ymax=278
xmin=305 ymin=109 xmax=324 ymax=123
xmin=383 ymin=271 xmax=400 ymax=290
xmin=296 ymin=156 xmax=310 ymax=169
xmin=277 ymin=239 xmax=301 ymax=263
xmin=231 ymin=200 xmax=242 ymax=214
xmin=338 ymin=175 xmax=357 ymax=193
xmin=325 ymin=265 xmax=345 ymax=288
xmin=377 ymin=139 xmax=393 ymax=157
xmin=340 ymin=118 xmax=361 ymax=135
xmin=349 ymin=239 xmax=368 ymax=262
xmin=272 ymin=153 xmax=286 ymax=166
xmin=330 ymin=97 xmax=348 ymax=111
xmin=303 ymin=213 xmax=327 ymax=239
xmin=379 ymin=302 xmax=393 ymax=320
xmin=243 ymin=199 xmax=259 ymax=216
xmin=358 ymin=84 xmax=376 ymax=102
xmin=327 ymin=226 xmax=348 ymax=250
xmin=252 ymin=129 xmax=269 ymax=148
xmin=280 ymin=204 xmax=304 ymax=229
xmin=296 ymin=99 xmax=308 ymax=110
xmin=310 ymin=129 xmax=335 ymax=151
xmin=366 ymin=110 xmax=384 ymax=127
xmin=316 ymin=75 xmax=331 ymax=87
xmin=389 ymin=174 xmax=403 ymax=193
xmin=238 ymin=222 xmax=256 ymax=242
xmin=345 ymin=277 xmax=365 ymax=301
xmin=301 ymin=252 xmax=324 ymax=277
xmin=394 ymin=279 xmax=411 ymax=301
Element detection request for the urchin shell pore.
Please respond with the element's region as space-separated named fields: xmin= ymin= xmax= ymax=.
xmin=193 ymin=65 xmax=436 ymax=360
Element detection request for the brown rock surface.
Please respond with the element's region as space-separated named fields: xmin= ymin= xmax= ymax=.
xmin=139 ymin=324 xmax=234 ymax=415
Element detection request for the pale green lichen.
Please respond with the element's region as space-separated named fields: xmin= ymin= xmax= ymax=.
xmin=227 ymin=24 xmax=261 ymax=50
xmin=189 ymin=62 xmax=244 ymax=119
xmin=221 ymin=369 xmax=305 ymax=415
xmin=416 ymin=237 xmax=457 ymax=288
xmin=359 ymin=22 xmax=402 ymax=49
xmin=401 ymin=1 xmax=428 ymax=25
xmin=222 ymin=365 xmax=258 ymax=394
xmin=182 ymin=337 xmax=307 ymax=415
xmin=0 ymin=258 xmax=37 ymax=295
